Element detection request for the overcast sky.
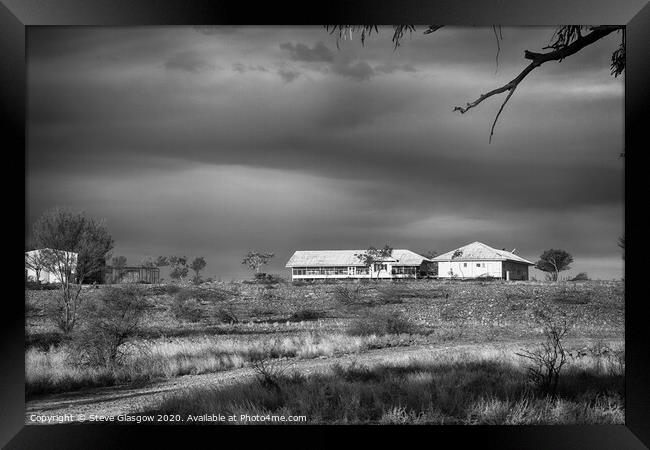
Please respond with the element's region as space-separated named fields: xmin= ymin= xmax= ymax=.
xmin=26 ymin=26 xmax=624 ymax=280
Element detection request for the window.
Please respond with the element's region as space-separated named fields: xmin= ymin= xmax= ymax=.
xmin=476 ymin=263 xmax=481 ymax=267
xmin=300 ymin=266 xmax=348 ymax=276
xmin=463 ymin=263 xmax=467 ymax=267
xmin=373 ymin=263 xmax=387 ymax=272
xmin=392 ymin=266 xmax=416 ymax=275
xmin=356 ymin=266 xmax=369 ymax=274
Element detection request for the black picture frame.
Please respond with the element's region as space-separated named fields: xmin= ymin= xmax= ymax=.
xmin=4 ymin=0 xmax=648 ymax=448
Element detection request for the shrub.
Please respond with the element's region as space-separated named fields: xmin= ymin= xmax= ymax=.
xmin=570 ymin=272 xmax=590 ymax=282
xmin=25 ymin=300 xmax=39 ymax=317
xmin=25 ymin=332 xmax=71 ymax=351
xmin=605 ymin=348 xmax=625 ymax=377
xmin=333 ymin=285 xmax=361 ymax=305
xmin=347 ymin=311 xmax=416 ymax=336
xmin=171 ymin=289 xmax=204 ymax=322
xmin=25 ymin=281 xmax=60 ymax=291
xmin=250 ymin=357 xmax=291 ymax=392
xmin=290 ymin=309 xmax=323 ymax=321
xmin=427 ymin=287 xmax=450 ymax=299
xmin=375 ymin=286 xmax=405 ymax=305
xmin=251 ymin=307 xmax=275 ymax=317
xmin=515 ymin=309 xmax=575 ymax=395
xmin=146 ymin=284 xmax=181 ymax=296
xmin=215 ymin=306 xmax=239 ymax=324
xmin=200 ymin=288 xmax=235 ymax=303
xmin=552 ymin=288 xmax=590 ymax=305
xmin=259 ymin=290 xmax=277 ymax=302
xmin=254 ymin=273 xmax=284 ymax=284
xmin=43 ymin=290 xmax=80 ymax=335
xmin=69 ymin=284 xmax=149 ymax=368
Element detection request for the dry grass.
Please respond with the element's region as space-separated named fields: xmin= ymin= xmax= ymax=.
xmin=25 ymin=333 xmax=386 ymax=397
xmin=149 ymin=346 xmax=624 ymax=425
xmin=25 ymin=279 xmax=624 ymax=407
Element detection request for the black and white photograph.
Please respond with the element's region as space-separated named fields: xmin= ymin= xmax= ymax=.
xmin=23 ymin=24 xmax=627 ymax=426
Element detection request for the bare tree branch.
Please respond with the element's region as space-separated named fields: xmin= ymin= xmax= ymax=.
xmin=454 ymin=25 xmax=622 ymax=141
xmin=489 ymin=84 xmax=515 ymax=143
xmin=492 ymin=25 xmax=502 ymax=73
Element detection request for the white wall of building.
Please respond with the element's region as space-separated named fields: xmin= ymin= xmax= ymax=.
xmin=25 ymin=249 xmax=77 ymax=283
xmin=437 ymin=261 xmax=503 ymax=278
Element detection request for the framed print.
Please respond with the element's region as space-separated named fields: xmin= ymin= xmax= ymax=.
xmin=3 ymin=0 xmax=649 ymax=448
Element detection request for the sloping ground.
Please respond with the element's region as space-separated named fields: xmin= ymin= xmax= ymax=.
xmin=25 ymin=280 xmax=624 ymax=342
xmin=25 ymin=337 xmax=619 ymax=424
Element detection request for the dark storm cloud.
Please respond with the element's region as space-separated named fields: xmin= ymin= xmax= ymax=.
xmin=26 ymin=26 xmax=624 ymax=279
xmin=374 ymin=62 xmax=417 ymax=74
xmin=279 ymin=40 xmax=373 ymax=81
xmin=279 ymin=40 xmax=418 ymax=81
xmin=279 ymin=41 xmax=334 ymax=62
xmin=329 ymin=57 xmax=375 ymax=81
xmin=278 ymin=67 xmax=301 ymax=83
xmin=232 ymin=63 xmax=269 ymax=74
xmin=164 ymin=50 xmax=215 ymax=73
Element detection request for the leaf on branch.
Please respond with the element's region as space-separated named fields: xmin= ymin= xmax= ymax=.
xmin=424 ymin=25 xmax=443 ymax=35
xmin=324 ymin=25 xmax=435 ymax=50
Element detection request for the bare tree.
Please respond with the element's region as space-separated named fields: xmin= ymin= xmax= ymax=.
xmin=141 ymin=255 xmax=156 ymax=268
xmin=168 ymin=256 xmax=189 ymax=282
xmin=25 ymin=250 xmax=48 ymax=283
xmin=535 ymin=249 xmax=573 ymax=282
xmin=71 ymin=284 xmax=149 ymax=368
xmin=516 ymin=309 xmax=574 ymax=396
xmin=450 ymin=249 xmax=465 ymax=278
xmin=356 ymin=244 xmax=393 ymax=281
xmin=32 ymin=207 xmax=114 ymax=334
xmin=242 ymin=251 xmax=275 ymax=276
xmin=155 ymin=255 xmax=169 ymax=267
xmin=325 ymin=25 xmax=624 ymax=143
xmin=190 ymin=256 xmax=207 ymax=283
xmin=111 ymin=255 xmax=127 ymax=268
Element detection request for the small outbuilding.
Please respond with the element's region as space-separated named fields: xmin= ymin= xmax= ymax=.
xmin=432 ymin=241 xmax=534 ymax=280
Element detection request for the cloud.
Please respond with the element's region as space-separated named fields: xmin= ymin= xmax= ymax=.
xmin=278 ymin=68 xmax=301 ymax=83
xmin=330 ymin=59 xmax=375 ymax=81
xmin=280 ymin=41 xmax=377 ymax=81
xmin=374 ymin=62 xmax=417 ymax=74
xmin=27 ymin=26 xmax=624 ymax=279
xmin=164 ymin=50 xmax=214 ymax=73
xmin=232 ymin=63 xmax=269 ymax=74
xmin=193 ymin=26 xmax=241 ymax=36
xmin=279 ymin=41 xmax=334 ymax=62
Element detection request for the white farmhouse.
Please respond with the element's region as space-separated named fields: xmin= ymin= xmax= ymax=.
xmin=25 ymin=248 xmax=78 ymax=283
xmin=432 ymin=241 xmax=534 ymax=280
xmin=285 ymin=249 xmax=431 ymax=281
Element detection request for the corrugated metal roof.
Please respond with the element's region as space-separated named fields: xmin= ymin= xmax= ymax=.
xmin=431 ymin=241 xmax=534 ymax=265
xmin=286 ymin=249 xmax=430 ymax=267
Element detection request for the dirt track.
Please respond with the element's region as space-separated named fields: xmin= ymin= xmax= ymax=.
xmin=25 ymin=337 xmax=615 ymax=424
